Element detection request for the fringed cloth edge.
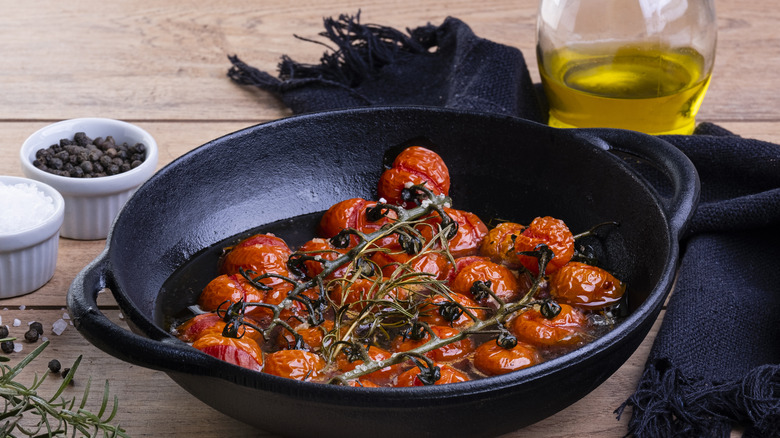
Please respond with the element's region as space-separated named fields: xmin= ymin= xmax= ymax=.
xmin=227 ymin=12 xmax=439 ymax=98
xmin=616 ymin=359 xmax=780 ymax=437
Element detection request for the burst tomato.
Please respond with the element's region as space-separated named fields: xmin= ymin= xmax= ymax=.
xmin=480 ymin=222 xmax=526 ymax=268
xmin=377 ymin=146 xmax=450 ymax=207
xmin=512 ymin=216 xmax=574 ymax=275
xmin=263 ymin=349 xmax=326 ymax=381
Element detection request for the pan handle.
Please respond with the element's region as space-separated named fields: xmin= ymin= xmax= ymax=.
xmin=575 ymin=128 xmax=700 ymax=241
xmin=67 ymin=250 xmax=216 ymax=374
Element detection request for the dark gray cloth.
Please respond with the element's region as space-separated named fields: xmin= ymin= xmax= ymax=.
xmin=227 ymin=13 xmax=780 ymax=437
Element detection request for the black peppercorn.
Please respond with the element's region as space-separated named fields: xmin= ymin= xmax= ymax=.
xmin=30 ymin=321 xmax=43 ymax=335
xmin=48 ymin=359 xmax=62 ymax=373
xmin=61 ymin=368 xmax=71 ymax=378
xmin=24 ymin=329 xmax=39 ymax=343
xmin=33 ymin=132 xmax=146 ymax=179
xmin=1 ymin=340 xmax=14 ymax=354
xmin=0 ymin=325 xmax=8 ymax=338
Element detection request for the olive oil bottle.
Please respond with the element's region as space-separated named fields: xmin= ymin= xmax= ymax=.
xmin=538 ymin=43 xmax=712 ymax=135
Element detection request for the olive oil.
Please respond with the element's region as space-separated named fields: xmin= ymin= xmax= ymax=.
xmin=538 ymin=44 xmax=712 ymax=135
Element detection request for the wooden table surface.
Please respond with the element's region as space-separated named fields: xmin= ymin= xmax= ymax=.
xmin=1 ymin=1 xmax=777 ymax=436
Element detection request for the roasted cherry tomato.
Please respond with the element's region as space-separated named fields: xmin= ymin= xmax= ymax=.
xmin=191 ymin=333 xmax=263 ymax=371
xmin=480 ymin=222 xmax=526 ymax=268
xmin=197 ymin=274 xmax=265 ymax=312
xmin=510 ymin=303 xmax=588 ymax=347
xmin=416 ymin=208 xmax=488 ymax=258
xmin=473 ymin=339 xmax=540 ymax=376
xmin=177 ymin=312 xmax=262 ymax=343
xmin=220 ymin=233 xmax=292 ymax=277
xmin=295 ymin=238 xmax=350 ymax=279
xmin=336 ymin=345 xmax=403 ymax=386
xmin=346 ymin=379 xmax=380 ymax=388
xmin=277 ymin=319 xmax=334 ymax=352
xmin=372 ymin=250 xmax=452 ymax=282
xmin=549 ymin=262 xmax=626 ymax=309
xmin=329 ymin=278 xmax=408 ymax=312
xmin=246 ymin=281 xmax=309 ymax=323
xmin=418 ymin=292 xmax=488 ymax=329
xmin=395 ymin=362 xmax=469 ymax=386
xmin=392 ymin=325 xmax=475 ymax=362
xmin=512 ymin=216 xmax=574 ymax=275
xmin=449 ymin=259 xmax=523 ymax=306
xmin=377 ymin=146 xmax=450 ymax=207
xmin=318 ymin=198 xmax=398 ymax=248
xmin=263 ymin=349 xmax=326 ymax=381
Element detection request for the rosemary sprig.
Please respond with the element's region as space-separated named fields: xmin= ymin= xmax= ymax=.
xmin=217 ymin=184 xmax=569 ymax=384
xmin=0 ymin=339 xmax=127 ymax=437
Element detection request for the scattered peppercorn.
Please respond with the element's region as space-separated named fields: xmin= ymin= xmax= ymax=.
xmin=1 ymin=340 xmax=13 ymax=354
xmin=48 ymin=359 xmax=62 ymax=373
xmin=24 ymin=329 xmax=39 ymax=343
xmin=0 ymin=325 xmax=8 ymax=338
xmin=30 ymin=321 xmax=44 ymax=335
xmin=32 ymin=132 xmax=147 ymax=178
xmin=61 ymin=368 xmax=71 ymax=379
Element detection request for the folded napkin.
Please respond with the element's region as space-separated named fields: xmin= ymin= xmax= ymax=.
xmin=227 ymin=13 xmax=780 ymax=437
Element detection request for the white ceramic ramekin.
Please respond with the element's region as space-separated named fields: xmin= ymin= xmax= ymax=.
xmin=20 ymin=118 xmax=158 ymax=240
xmin=0 ymin=175 xmax=65 ymax=298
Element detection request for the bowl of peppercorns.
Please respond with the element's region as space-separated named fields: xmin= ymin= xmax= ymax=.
xmin=20 ymin=118 xmax=158 ymax=240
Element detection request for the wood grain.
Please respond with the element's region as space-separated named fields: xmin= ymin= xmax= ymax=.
xmin=0 ymin=0 xmax=777 ymax=436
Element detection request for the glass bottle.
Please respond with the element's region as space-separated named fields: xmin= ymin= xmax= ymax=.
xmin=536 ymin=0 xmax=717 ymax=135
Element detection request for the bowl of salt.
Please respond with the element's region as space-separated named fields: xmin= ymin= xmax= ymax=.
xmin=0 ymin=175 xmax=64 ymax=298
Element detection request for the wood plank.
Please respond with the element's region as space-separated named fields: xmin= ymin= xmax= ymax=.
xmin=0 ymin=1 xmax=778 ymax=123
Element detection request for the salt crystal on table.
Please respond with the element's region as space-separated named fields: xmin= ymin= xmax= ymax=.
xmin=51 ymin=319 xmax=67 ymax=335
xmin=13 ymin=319 xmax=20 ymax=327
xmin=19 ymin=305 xmax=25 ymax=310
xmin=13 ymin=342 xmax=22 ymax=353
xmin=63 ymin=312 xmax=70 ymax=320
xmin=0 ymin=182 xmax=55 ymax=234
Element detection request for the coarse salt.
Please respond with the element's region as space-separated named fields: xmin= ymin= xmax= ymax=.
xmin=0 ymin=182 xmax=56 ymax=234
xmin=51 ymin=318 xmax=67 ymax=335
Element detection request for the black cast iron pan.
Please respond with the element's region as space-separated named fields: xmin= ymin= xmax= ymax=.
xmin=68 ymin=107 xmax=698 ymax=438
